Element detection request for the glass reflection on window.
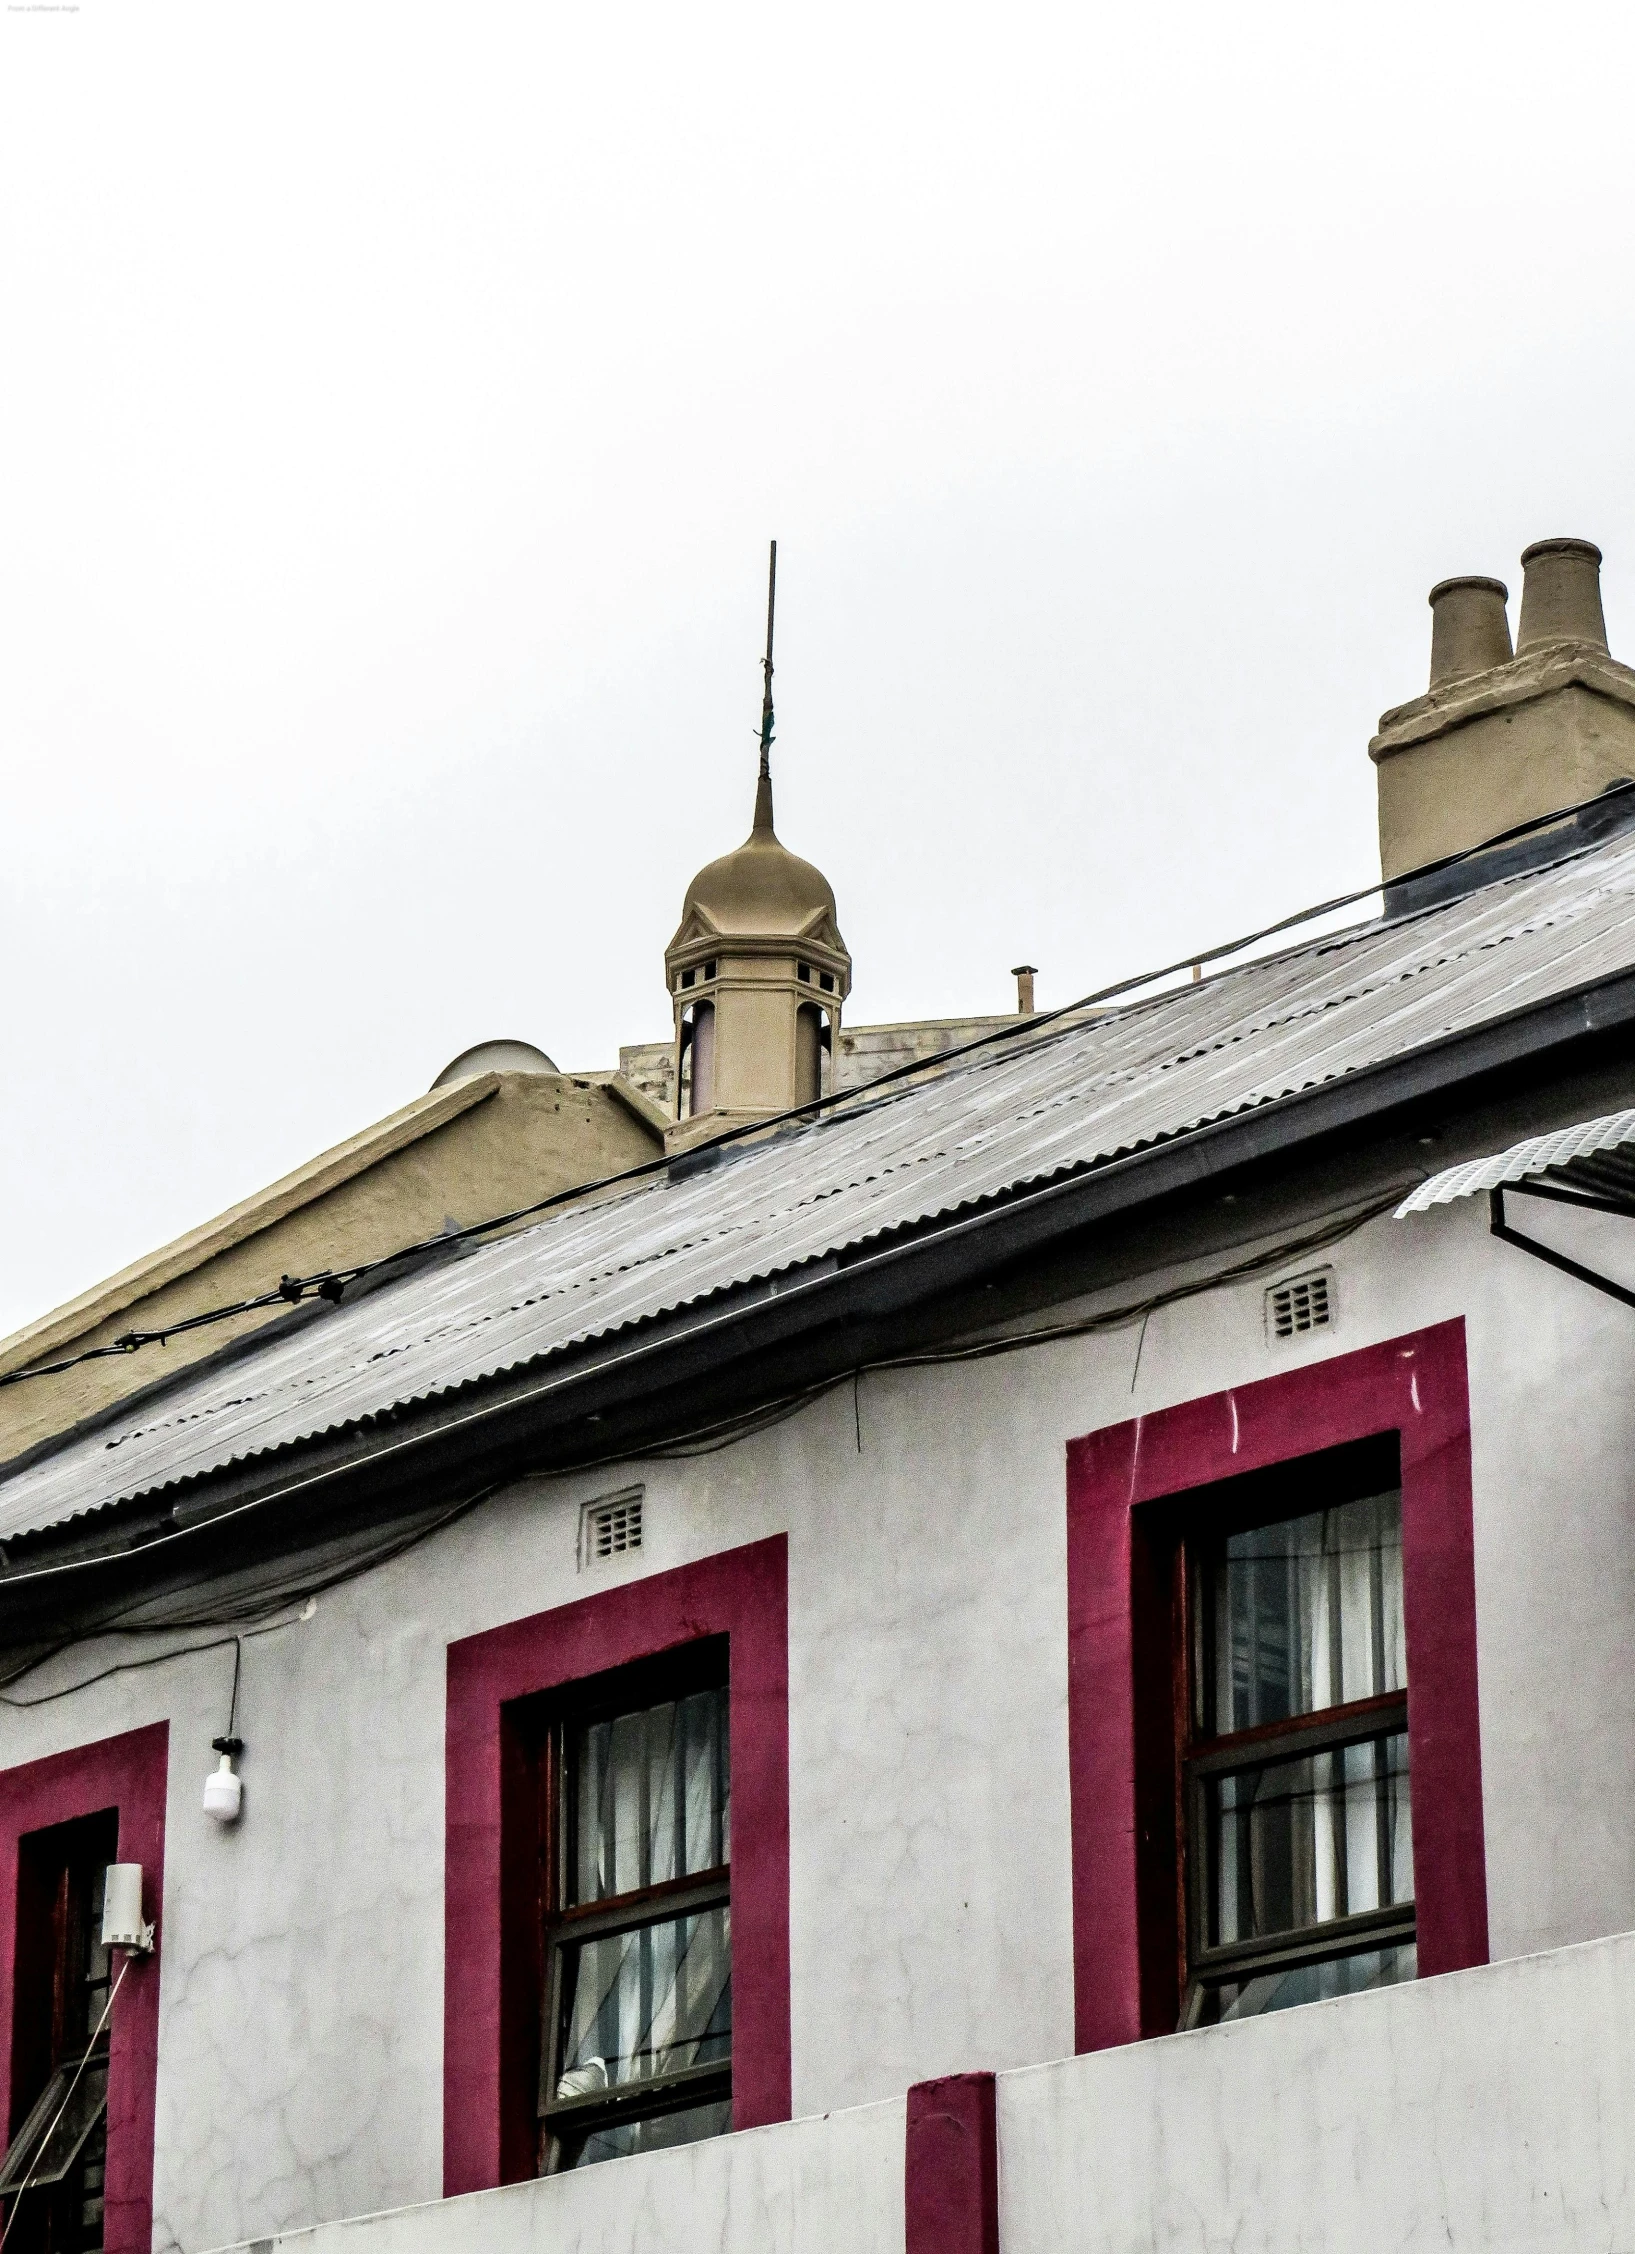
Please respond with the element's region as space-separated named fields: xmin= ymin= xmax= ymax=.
xmin=1197 ymin=1942 xmax=1418 ymax=2025
xmin=1208 ymin=1491 xmax=1404 ymax=1734
xmin=545 ymin=1668 xmax=733 ymax=2175
xmin=1207 ymin=1732 xmax=1412 ymax=1946
xmin=556 ymin=1908 xmax=732 ymax=2100
xmin=573 ymin=1686 xmax=729 ymax=1905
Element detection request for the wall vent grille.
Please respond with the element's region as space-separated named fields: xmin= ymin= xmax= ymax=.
xmin=581 ymin=1489 xmax=644 ymax=1566
xmin=1265 ymin=1268 xmax=1335 ymax=1342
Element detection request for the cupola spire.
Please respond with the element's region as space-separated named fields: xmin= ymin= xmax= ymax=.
xmin=755 ymin=538 xmax=777 ymax=834
xmin=664 ymin=543 xmax=852 ymax=1150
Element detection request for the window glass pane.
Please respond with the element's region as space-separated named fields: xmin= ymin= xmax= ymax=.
xmin=79 ymin=1862 xmax=112 ymax=2042
xmin=573 ymin=1686 xmax=729 ymax=1905
xmin=560 ymin=2097 xmax=733 ymax=2171
xmin=1196 ymin=1941 xmax=1417 ymax=2024
xmin=555 ymin=1906 xmax=731 ymax=2099
xmin=1206 ymin=1731 xmax=1412 ymax=1946
xmin=0 ymin=2056 xmax=109 ymax=2193
xmin=1209 ymin=1490 xmax=1403 ymax=1733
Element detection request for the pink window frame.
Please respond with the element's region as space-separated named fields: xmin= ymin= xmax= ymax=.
xmin=443 ymin=1534 xmax=790 ymax=2195
xmin=1067 ymin=1319 xmax=1488 ymax=2052
xmin=0 ymin=1723 xmax=169 ymax=2254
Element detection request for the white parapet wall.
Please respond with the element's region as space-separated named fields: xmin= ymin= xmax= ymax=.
xmin=208 ymin=2094 xmax=908 ymax=2254
xmin=209 ymin=1933 xmax=1635 ymax=2254
xmin=1000 ymin=1929 xmax=1635 ymax=2254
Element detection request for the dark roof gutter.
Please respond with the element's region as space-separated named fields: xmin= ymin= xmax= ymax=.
xmin=7 ymin=958 xmax=1635 ymax=1639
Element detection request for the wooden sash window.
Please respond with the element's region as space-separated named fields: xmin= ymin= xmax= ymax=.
xmin=1181 ymin=1478 xmax=1415 ymax=2024
xmin=536 ymin=1641 xmax=731 ymax=2171
xmin=0 ymin=1810 xmax=120 ymax=2253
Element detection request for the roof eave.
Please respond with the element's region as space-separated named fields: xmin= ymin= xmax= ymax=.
xmin=7 ymin=950 xmax=1635 ymax=1635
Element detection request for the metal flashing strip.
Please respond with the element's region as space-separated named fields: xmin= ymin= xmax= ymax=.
xmin=1395 ymin=1107 xmax=1635 ymax=1215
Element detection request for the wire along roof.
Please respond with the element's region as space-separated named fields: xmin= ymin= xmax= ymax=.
xmin=8 ymin=826 xmax=1635 ymax=1544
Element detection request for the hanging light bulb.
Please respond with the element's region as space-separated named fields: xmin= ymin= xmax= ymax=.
xmin=204 ymin=1735 xmax=243 ymax=1824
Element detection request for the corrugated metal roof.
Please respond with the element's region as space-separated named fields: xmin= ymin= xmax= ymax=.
xmin=1396 ymin=1108 xmax=1635 ymax=1212
xmin=9 ymin=827 xmax=1635 ymax=1545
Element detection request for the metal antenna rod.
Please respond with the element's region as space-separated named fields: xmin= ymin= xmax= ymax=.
xmin=759 ymin=539 xmax=777 ymax=781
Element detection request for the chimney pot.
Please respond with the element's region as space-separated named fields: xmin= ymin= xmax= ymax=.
xmin=1517 ymin=537 xmax=1607 ymax=655
xmin=1427 ymin=576 xmax=1512 ymax=688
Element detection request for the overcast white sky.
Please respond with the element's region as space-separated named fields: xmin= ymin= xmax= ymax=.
xmin=3 ymin=1 xmax=1635 ymax=1331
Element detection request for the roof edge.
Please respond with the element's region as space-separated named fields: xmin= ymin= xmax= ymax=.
xmin=0 ymin=1073 xmax=504 ymax=1379
xmin=578 ymin=1070 xmax=671 ymax=1139
xmin=10 ymin=946 xmax=1635 ymax=1595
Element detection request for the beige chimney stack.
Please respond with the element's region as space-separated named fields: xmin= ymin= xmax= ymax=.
xmin=1428 ymin=577 xmax=1512 ymax=687
xmin=1369 ymin=536 xmax=1635 ymax=886
xmin=1516 ymin=537 xmax=1608 ymax=655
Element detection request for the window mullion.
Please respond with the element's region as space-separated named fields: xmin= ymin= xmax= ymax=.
xmin=1191 ymin=1901 xmax=1418 ymax=1982
xmin=1187 ymin=1691 xmax=1408 ymax=1776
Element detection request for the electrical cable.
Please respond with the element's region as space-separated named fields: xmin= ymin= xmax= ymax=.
xmin=0 ymin=1612 xmax=299 ymax=1708
xmin=0 ymin=1485 xmax=498 ymax=1693
xmin=0 ymin=1187 xmax=1400 ymax=1681
xmin=0 ymin=1954 xmax=131 ymax=2250
xmin=0 ymin=779 xmax=1626 ymax=1401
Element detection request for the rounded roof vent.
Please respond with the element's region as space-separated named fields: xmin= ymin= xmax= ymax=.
xmin=430 ymin=1038 xmax=558 ymax=1090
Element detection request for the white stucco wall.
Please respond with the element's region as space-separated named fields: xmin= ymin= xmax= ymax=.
xmin=210 ymin=1933 xmax=1635 ymax=2254
xmin=999 ymin=1928 xmax=1635 ymax=2253
xmin=210 ymin=2094 xmax=906 ymax=2254
xmin=4 ymin=1176 xmax=1635 ymax=2250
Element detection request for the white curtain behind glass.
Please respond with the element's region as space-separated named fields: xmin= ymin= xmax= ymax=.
xmin=1210 ymin=1493 xmax=1410 ymax=1942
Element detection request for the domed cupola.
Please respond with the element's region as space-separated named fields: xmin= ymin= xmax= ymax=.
xmin=664 ymin=548 xmax=851 ymax=1147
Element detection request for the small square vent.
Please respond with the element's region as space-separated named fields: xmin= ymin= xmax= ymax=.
xmin=581 ymin=1488 xmax=644 ymax=1567
xmin=1265 ymin=1267 xmax=1336 ymax=1343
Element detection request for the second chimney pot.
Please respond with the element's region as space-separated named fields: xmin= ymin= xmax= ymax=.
xmin=1517 ymin=536 xmax=1607 ymax=655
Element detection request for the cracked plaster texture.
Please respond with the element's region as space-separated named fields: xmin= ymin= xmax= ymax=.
xmin=211 ymin=1932 xmax=1635 ymax=2254
xmin=208 ymin=2094 xmax=905 ymax=2254
xmin=1 ymin=1187 xmax=1633 ymax=2248
xmin=999 ymin=1926 xmax=1635 ymax=2252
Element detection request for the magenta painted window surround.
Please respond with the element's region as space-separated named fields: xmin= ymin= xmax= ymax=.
xmin=442 ymin=1536 xmax=791 ymax=2195
xmin=0 ymin=1723 xmax=169 ymax=2254
xmin=1067 ymin=1319 xmax=1488 ymax=2053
